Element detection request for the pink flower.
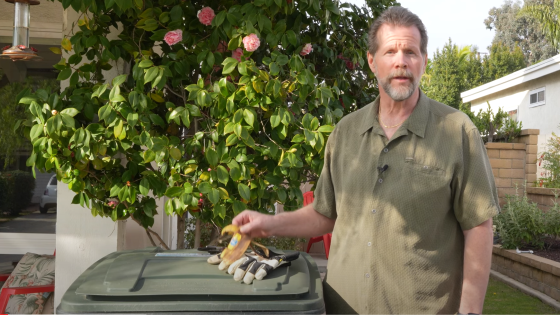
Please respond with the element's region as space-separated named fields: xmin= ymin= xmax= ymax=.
xmin=208 ymin=168 xmax=212 ymax=171
xmin=300 ymin=43 xmax=313 ymax=56
xmin=242 ymin=34 xmax=260 ymax=52
xmin=232 ymin=48 xmax=243 ymax=62
xmin=197 ymin=7 xmax=215 ymax=26
xmin=164 ymin=30 xmax=183 ymax=46
xmin=108 ymin=201 xmax=119 ymax=208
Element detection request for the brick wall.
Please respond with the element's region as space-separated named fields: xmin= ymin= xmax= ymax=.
xmin=486 ymin=129 xmax=539 ymax=206
xmin=492 ymin=245 xmax=560 ymax=301
xmin=527 ymin=187 xmax=560 ymax=212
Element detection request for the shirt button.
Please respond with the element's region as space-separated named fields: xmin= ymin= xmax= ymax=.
xmin=365 ymin=273 xmax=370 ymax=278
xmin=372 ymin=209 xmax=377 ymax=214
xmin=383 ymin=148 xmax=389 ymax=153
xmin=367 ymin=242 xmax=372 ymax=246
xmin=378 ymin=179 xmax=383 ymax=183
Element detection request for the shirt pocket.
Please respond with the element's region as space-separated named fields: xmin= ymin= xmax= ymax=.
xmin=405 ymin=160 xmax=446 ymax=177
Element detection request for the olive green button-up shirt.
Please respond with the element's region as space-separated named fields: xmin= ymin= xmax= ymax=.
xmin=313 ymin=91 xmax=499 ymax=314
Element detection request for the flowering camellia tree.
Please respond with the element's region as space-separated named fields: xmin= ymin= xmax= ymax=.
xmin=19 ymin=0 xmax=397 ymax=246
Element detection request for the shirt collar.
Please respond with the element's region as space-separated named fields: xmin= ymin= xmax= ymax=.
xmin=359 ymin=90 xmax=430 ymax=138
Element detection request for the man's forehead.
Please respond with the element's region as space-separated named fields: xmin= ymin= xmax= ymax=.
xmin=377 ymin=24 xmax=422 ymax=46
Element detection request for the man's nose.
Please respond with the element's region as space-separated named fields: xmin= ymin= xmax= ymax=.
xmin=395 ymin=51 xmax=408 ymax=68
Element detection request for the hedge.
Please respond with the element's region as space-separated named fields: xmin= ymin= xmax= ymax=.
xmin=0 ymin=171 xmax=35 ymax=216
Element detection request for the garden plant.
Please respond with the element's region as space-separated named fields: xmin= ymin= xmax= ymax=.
xmin=16 ymin=0 xmax=397 ymax=246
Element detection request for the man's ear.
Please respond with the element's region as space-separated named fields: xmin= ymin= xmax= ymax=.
xmin=367 ymin=51 xmax=376 ymax=74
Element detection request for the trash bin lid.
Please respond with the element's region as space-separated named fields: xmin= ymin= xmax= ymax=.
xmin=75 ymin=248 xmax=310 ymax=297
xmin=58 ymin=247 xmax=325 ymax=314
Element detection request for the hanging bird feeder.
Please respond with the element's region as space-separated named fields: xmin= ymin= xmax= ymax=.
xmin=0 ymin=0 xmax=42 ymax=61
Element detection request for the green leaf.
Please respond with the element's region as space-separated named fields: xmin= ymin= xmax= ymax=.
xmin=270 ymin=113 xmax=281 ymax=128
xmin=226 ymin=134 xmax=238 ymax=146
xmin=269 ymin=62 xmax=280 ymax=76
xmin=60 ymin=114 xmax=75 ymax=128
xmin=229 ymin=161 xmax=242 ymax=181
xmin=139 ymin=178 xmax=150 ymax=196
xmin=213 ymin=203 xmax=226 ymax=218
xmin=207 ymin=52 xmax=215 ymax=67
xmin=114 ymin=119 xmax=124 ymax=138
xmin=112 ymin=74 xmax=128 ymax=86
xmin=317 ymin=125 xmax=334 ymax=133
xmin=292 ymin=134 xmax=305 ymax=142
xmin=243 ymin=109 xmax=255 ymax=126
xmin=144 ymin=67 xmax=159 ymax=84
xmin=232 ymin=200 xmax=246 ymax=216
xmin=217 ymin=165 xmax=229 ymax=185
xmin=310 ymin=117 xmax=319 ymax=131
xmin=206 ymin=148 xmax=219 ymax=167
xmin=61 ymin=108 xmax=79 ymax=117
xmin=150 ymin=114 xmax=165 ymax=126
xmin=139 ymin=59 xmax=153 ymax=68
xmin=30 ymin=124 xmax=43 ymax=141
xmin=238 ymin=183 xmax=251 ymax=201
xmin=169 ymin=147 xmax=181 ymax=160
xmin=198 ymin=181 xmax=212 ymax=194
xmin=222 ymin=57 xmax=239 ymax=74
xmin=214 ymin=10 xmax=227 ymax=26
xmin=144 ymin=149 xmax=156 ymax=163
xmin=208 ymin=188 xmax=221 ymax=205
xmin=127 ymin=113 xmax=138 ymax=127
xmin=57 ymin=68 xmax=72 ymax=81
xmin=286 ymin=30 xmax=297 ymax=46
xmin=165 ymin=186 xmax=183 ymax=198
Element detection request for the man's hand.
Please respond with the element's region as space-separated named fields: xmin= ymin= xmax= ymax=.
xmin=232 ymin=210 xmax=275 ymax=238
xmin=459 ymin=218 xmax=494 ymax=314
xmin=232 ymin=204 xmax=336 ymax=239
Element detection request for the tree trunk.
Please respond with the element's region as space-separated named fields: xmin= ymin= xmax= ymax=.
xmin=194 ymin=218 xmax=201 ymax=249
xmin=176 ymin=212 xmax=187 ymax=249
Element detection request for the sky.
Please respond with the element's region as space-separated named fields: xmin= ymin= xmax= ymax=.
xmin=345 ymin=0 xmax=508 ymax=58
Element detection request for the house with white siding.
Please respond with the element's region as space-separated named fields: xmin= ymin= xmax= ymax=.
xmin=461 ymin=54 xmax=560 ymax=156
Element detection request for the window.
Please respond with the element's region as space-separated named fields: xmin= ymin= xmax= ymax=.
xmin=50 ymin=177 xmax=58 ymax=186
xmin=529 ymin=87 xmax=545 ymax=107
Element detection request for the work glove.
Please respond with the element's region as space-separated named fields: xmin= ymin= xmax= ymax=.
xmin=197 ymin=246 xmax=224 ymax=265
xmin=225 ymin=252 xmax=300 ymax=284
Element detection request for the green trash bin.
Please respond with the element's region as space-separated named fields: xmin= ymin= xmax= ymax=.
xmin=57 ymin=247 xmax=325 ymax=314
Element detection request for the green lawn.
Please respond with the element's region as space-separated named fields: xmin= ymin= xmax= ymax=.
xmin=484 ymin=277 xmax=560 ymax=314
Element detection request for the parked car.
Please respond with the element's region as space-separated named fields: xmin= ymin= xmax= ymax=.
xmin=40 ymin=175 xmax=57 ymax=214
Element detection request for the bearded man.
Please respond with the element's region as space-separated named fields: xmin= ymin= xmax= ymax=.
xmin=233 ymin=6 xmax=498 ymax=314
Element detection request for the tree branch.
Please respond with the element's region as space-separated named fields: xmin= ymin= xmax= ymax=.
xmin=130 ymin=214 xmax=171 ymax=250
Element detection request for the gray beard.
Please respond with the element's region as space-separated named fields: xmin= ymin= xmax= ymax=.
xmin=378 ymin=76 xmax=418 ymax=101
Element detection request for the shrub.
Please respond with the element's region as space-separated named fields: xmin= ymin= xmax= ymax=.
xmin=253 ymin=236 xmax=306 ymax=251
xmin=497 ymin=117 xmax=523 ymax=143
xmin=495 ymin=189 xmax=546 ymax=249
xmin=0 ymin=171 xmax=36 ymax=216
xmin=537 ymin=131 xmax=560 ymax=188
xmin=184 ymin=216 xmax=218 ymax=249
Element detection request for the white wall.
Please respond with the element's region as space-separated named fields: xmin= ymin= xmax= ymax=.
xmin=0 ymin=1 xmax=63 ymax=45
xmin=54 ymin=183 xmax=125 ymax=309
xmin=470 ymin=71 xmax=560 ymax=166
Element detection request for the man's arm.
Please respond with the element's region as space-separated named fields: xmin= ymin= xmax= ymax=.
xmin=458 ymin=218 xmax=494 ymax=314
xmin=232 ymin=204 xmax=336 ymax=239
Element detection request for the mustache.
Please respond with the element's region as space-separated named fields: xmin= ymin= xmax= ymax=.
xmin=388 ymin=70 xmax=414 ymax=80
